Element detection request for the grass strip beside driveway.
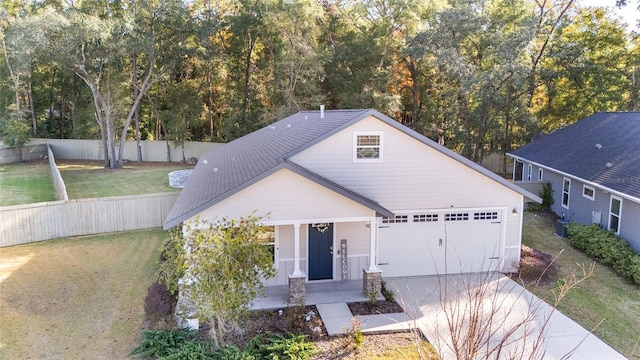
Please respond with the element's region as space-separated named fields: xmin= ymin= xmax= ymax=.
xmin=523 ymin=212 xmax=640 ymax=359
xmin=0 ymin=229 xmax=165 ymax=359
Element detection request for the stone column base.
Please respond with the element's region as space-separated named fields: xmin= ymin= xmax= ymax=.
xmin=363 ymin=268 xmax=382 ymax=298
xmin=288 ymin=274 xmax=306 ymax=305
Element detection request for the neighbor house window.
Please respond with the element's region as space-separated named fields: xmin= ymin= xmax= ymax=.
xmin=354 ymin=132 xmax=383 ymax=162
xmin=538 ymin=168 xmax=543 ymax=181
xmin=527 ymin=164 xmax=532 ymax=181
xmin=258 ymin=226 xmax=277 ymax=267
xmin=609 ymin=196 xmax=622 ymax=234
xmin=562 ymin=178 xmax=571 ymax=208
xmin=582 ymin=185 xmax=595 ymax=201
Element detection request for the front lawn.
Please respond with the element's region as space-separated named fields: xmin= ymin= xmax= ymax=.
xmin=58 ymin=161 xmax=192 ymax=199
xmin=522 ymin=211 xmax=640 ymax=359
xmin=0 ymin=161 xmax=56 ymax=206
xmin=0 ymin=229 xmax=165 ymax=359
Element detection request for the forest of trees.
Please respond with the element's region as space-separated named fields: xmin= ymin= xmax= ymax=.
xmin=1 ymin=0 xmax=638 ymax=168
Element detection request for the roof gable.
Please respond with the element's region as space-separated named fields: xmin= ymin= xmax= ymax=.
xmin=164 ymin=109 xmax=539 ymax=229
xmin=509 ymin=112 xmax=640 ymax=199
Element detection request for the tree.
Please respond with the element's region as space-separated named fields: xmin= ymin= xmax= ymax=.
xmin=159 ymin=214 xmax=277 ymax=349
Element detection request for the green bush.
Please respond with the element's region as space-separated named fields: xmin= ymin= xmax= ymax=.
xmin=130 ymin=328 xmax=213 ymax=359
xmin=262 ymin=332 xmax=316 ymax=360
xmin=527 ymin=182 xmax=554 ymax=213
xmin=566 ymin=223 xmax=640 ymax=285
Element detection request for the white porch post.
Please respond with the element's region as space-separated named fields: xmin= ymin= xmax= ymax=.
xmin=367 ymin=217 xmax=379 ymax=271
xmin=292 ymin=223 xmax=302 ymax=276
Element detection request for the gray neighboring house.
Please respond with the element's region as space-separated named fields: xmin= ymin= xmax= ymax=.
xmin=508 ymin=112 xmax=640 ymax=251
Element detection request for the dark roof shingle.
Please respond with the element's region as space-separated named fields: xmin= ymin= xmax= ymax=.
xmin=165 ymin=109 xmax=540 ymax=229
xmin=509 ymin=112 xmax=640 ymax=199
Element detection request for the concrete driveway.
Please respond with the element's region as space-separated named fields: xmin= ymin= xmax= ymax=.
xmin=384 ymin=274 xmax=626 ymax=360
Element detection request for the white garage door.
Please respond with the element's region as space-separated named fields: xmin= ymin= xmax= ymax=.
xmin=378 ymin=210 xmax=503 ymax=277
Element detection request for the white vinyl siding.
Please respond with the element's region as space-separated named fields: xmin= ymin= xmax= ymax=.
xmin=582 ymin=185 xmax=595 ymax=201
xmin=562 ymin=178 xmax=571 ymax=208
xmin=609 ymin=196 xmax=622 ymax=234
xmin=290 ymin=116 xmax=525 ymax=272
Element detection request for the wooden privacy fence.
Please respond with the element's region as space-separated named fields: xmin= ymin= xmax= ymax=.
xmin=0 ymin=192 xmax=178 ymax=247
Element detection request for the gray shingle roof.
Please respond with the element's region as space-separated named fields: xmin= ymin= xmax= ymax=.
xmin=509 ymin=112 xmax=640 ymax=200
xmin=164 ymin=109 xmax=540 ymax=229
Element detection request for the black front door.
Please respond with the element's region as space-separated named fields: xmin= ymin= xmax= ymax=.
xmin=308 ymin=223 xmax=333 ymax=280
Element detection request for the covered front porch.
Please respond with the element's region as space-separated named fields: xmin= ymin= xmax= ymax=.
xmin=251 ymin=279 xmax=385 ymax=311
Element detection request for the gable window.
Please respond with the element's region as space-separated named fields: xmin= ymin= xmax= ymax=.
xmin=354 ymin=132 xmax=383 ymax=162
xmin=582 ymin=185 xmax=595 ymax=201
xmin=609 ymin=196 xmax=622 ymax=234
xmin=538 ymin=168 xmax=544 ymax=181
xmin=527 ymin=164 xmax=532 ymax=181
xmin=562 ymin=178 xmax=571 ymax=209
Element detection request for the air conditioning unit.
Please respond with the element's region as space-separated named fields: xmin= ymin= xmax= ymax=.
xmin=592 ymin=211 xmax=602 ymax=225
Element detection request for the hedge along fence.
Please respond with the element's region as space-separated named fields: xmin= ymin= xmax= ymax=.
xmin=566 ymin=223 xmax=640 ymax=285
xmin=47 ymin=145 xmax=68 ymax=201
xmin=0 ymin=192 xmax=178 ymax=248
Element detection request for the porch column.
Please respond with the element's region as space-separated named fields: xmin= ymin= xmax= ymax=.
xmin=289 ymin=222 xmax=305 ymax=304
xmin=292 ymin=223 xmax=302 ymax=276
xmin=363 ymin=217 xmax=382 ymax=298
xmin=367 ymin=217 xmax=379 ymax=271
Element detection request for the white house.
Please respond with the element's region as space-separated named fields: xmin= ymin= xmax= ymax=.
xmin=164 ymin=109 xmax=540 ymax=302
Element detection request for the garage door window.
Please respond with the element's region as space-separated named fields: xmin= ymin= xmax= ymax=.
xmin=382 ymin=215 xmax=408 ymax=224
xmin=413 ymin=214 xmax=438 ymax=222
xmin=473 ymin=211 xmax=498 ymax=220
xmin=445 ymin=213 xmax=469 ymax=221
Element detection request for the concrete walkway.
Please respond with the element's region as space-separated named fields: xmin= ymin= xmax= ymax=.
xmin=385 ymin=274 xmax=626 ymax=360
xmin=315 ymin=302 xmax=413 ymax=336
xmin=251 ymin=275 xmax=626 ymax=359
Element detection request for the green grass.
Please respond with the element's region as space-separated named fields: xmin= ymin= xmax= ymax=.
xmin=0 ymin=229 xmax=165 ymax=359
xmin=523 ymin=211 xmax=640 ymax=359
xmin=0 ymin=162 xmax=56 ymax=206
xmin=58 ymin=162 xmax=192 ymax=199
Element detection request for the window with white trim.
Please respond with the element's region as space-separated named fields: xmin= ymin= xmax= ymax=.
xmin=527 ymin=164 xmax=532 ymax=181
xmin=382 ymin=215 xmax=408 ymax=224
xmin=582 ymin=185 xmax=595 ymax=201
xmin=562 ymin=178 xmax=571 ymax=208
xmin=609 ymin=196 xmax=622 ymax=234
xmin=445 ymin=213 xmax=469 ymax=221
xmin=474 ymin=211 xmax=498 ymax=220
xmin=538 ymin=168 xmax=543 ymax=181
xmin=413 ymin=214 xmax=438 ymax=222
xmin=257 ymin=226 xmax=277 ymax=266
xmin=354 ymin=132 xmax=383 ymax=162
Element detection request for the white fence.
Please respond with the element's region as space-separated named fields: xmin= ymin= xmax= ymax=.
xmin=513 ymin=181 xmax=545 ymax=197
xmin=0 ymin=192 xmax=179 ymax=247
xmin=47 ymin=146 xmax=68 ymax=201
xmin=0 ymin=143 xmax=48 ymax=164
xmin=40 ymin=139 xmax=222 ymax=163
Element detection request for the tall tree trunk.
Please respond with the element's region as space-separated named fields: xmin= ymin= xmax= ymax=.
xmin=132 ymin=52 xmax=143 ymax=161
xmin=240 ymin=33 xmax=256 ymax=125
xmin=27 ymin=77 xmax=36 ymax=136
